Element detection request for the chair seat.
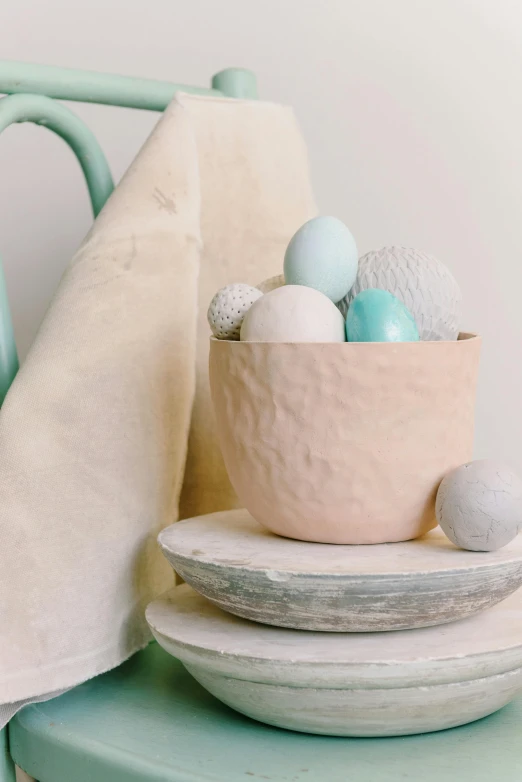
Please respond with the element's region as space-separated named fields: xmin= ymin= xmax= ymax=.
xmin=9 ymin=643 xmax=522 ymax=782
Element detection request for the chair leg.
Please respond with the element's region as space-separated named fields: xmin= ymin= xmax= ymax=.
xmin=0 ymin=728 xmax=15 ymax=782
xmin=15 ymin=768 xmax=35 ymax=782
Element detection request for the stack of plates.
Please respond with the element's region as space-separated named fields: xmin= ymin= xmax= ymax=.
xmin=146 ymin=508 xmax=522 ymax=736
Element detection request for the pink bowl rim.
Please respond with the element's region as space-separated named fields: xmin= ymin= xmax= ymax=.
xmin=210 ymin=332 xmax=479 ymax=346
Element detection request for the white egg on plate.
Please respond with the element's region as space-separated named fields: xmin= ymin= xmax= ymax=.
xmin=240 ymin=285 xmax=346 ymax=343
xmin=436 ymin=460 xmax=522 ymax=551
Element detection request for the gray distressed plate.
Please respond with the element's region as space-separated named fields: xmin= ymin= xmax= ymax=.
xmin=146 ymin=584 xmax=522 ymax=737
xmin=159 ymin=509 xmax=522 ymax=631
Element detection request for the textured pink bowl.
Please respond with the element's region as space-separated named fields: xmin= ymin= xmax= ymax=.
xmin=209 ymin=334 xmax=481 ymax=544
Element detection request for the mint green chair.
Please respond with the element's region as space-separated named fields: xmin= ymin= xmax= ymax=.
xmin=5 ymin=642 xmax=522 ymax=782
xmin=1 ymin=61 xmax=521 ymax=782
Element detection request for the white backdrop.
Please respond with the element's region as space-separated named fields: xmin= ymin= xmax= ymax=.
xmin=1 ymin=0 xmax=520 ymax=472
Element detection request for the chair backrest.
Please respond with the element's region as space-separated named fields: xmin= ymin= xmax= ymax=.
xmin=0 ymin=61 xmax=257 ymax=403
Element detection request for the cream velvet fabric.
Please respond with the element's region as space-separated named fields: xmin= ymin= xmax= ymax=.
xmin=178 ymin=96 xmax=317 ymax=519
xmin=0 ymin=93 xmax=316 ymax=725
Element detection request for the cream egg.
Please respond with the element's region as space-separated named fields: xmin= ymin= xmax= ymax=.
xmin=240 ymin=285 xmax=345 ymax=343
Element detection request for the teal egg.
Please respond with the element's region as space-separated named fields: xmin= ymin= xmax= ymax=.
xmin=346 ymin=289 xmax=420 ymax=342
xmin=284 ymin=216 xmax=358 ymax=302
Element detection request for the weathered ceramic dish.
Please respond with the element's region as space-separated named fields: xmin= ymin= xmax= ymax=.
xmin=209 ymin=334 xmax=481 ymax=544
xmin=159 ymin=509 xmax=522 ymax=631
xmin=146 ymin=584 xmax=522 ymax=737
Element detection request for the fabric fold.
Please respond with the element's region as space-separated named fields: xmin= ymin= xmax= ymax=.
xmin=0 ymin=93 xmax=316 ymax=724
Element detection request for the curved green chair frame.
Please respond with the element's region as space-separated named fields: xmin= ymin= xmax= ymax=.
xmin=0 ymin=60 xmax=256 ymax=782
xmin=0 ymin=61 xmax=256 ymax=404
xmin=0 ymin=92 xmax=114 ymax=401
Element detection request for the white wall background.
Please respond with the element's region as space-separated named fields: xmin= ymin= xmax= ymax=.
xmin=1 ymin=0 xmax=520 ymax=472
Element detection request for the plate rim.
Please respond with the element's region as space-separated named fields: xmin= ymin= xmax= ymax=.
xmin=146 ymin=585 xmax=522 ymax=689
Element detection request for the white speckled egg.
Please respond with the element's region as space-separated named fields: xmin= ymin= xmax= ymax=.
xmin=338 ymin=246 xmax=462 ymax=340
xmin=284 ymin=216 xmax=358 ymax=302
xmin=207 ymin=284 xmax=262 ymax=340
xmin=256 ymin=274 xmax=285 ymax=294
xmin=240 ymin=285 xmax=346 ymax=343
xmin=436 ymin=460 xmax=522 ymax=551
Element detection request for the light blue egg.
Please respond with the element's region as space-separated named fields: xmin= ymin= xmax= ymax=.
xmin=284 ymin=216 xmax=358 ymax=302
xmin=346 ymin=289 xmax=420 ymax=343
